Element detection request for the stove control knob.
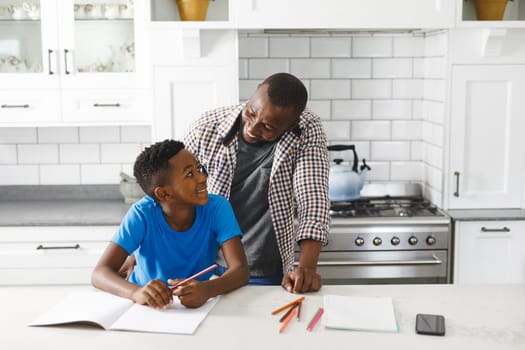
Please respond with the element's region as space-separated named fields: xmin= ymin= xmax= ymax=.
xmin=355 ymin=237 xmax=365 ymax=246
xmin=408 ymin=236 xmax=418 ymax=245
xmin=373 ymin=237 xmax=382 ymax=246
xmin=391 ymin=236 xmax=400 ymax=246
xmin=426 ymin=235 xmax=436 ymax=246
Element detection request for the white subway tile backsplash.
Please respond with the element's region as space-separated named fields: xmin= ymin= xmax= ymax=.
xmin=425 ymin=33 xmax=448 ymax=57
xmin=40 ymin=165 xmax=80 ymax=185
xmin=60 ymin=144 xmax=100 ymax=164
xmin=239 ymin=36 xmax=268 ymax=58
xmin=311 ymin=37 xmax=351 ymax=57
xmin=121 ymin=126 xmax=152 ymax=143
xmin=352 ymin=80 xmax=391 ymax=99
xmin=18 ymin=144 xmax=58 ymax=164
xmin=80 ymin=127 xmax=120 ymax=143
xmin=413 ymin=100 xmax=424 ymax=120
xmin=306 ymin=101 xmax=331 ymax=120
xmin=373 ymin=100 xmax=412 ymax=120
xmin=238 ymin=59 xmax=248 ymax=79
xmin=423 ymin=79 xmax=446 ymax=101
xmin=239 ymin=80 xmax=260 ymax=101
xmin=322 ymin=121 xmax=350 ymax=140
xmin=392 ymin=79 xmax=424 ymax=99
xmin=411 ymin=141 xmax=425 ymax=161
xmin=393 ymin=36 xmax=425 ymax=57
xmin=269 ymin=37 xmax=309 ymax=57
xmin=353 ymin=37 xmax=392 ymax=57
xmin=38 ymin=127 xmax=78 ymax=144
xmin=248 ymin=59 xmax=289 ymax=79
xmin=332 ymin=59 xmax=371 ymax=79
xmin=422 ymin=100 xmax=445 ymax=124
xmin=0 ymin=128 xmax=36 ymax=144
xmin=0 ymin=165 xmax=39 ymax=185
xmin=121 ymin=163 xmax=134 ymax=177
xmin=392 ymin=121 xmax=422 ymax=140
xmin=327 ymin=141 xmax=371 ymax=163
xmin=101 ymin=144 xmax=141 ymax=163
xmin=371 ymin=141 xmax=411 ymax=160
xmin=332 ymin=100 xmax=371 ymax=120
xmin=426 ymin=144 xmax=443 ymax=169
xmin=422 ymin=121 xmax=444 ymax=147
xmin=424 ymin=57 xmax=447 ymax=79
xmin=81 ymin=164 xmax=121 ymax=184
xmin=351 ymin=121 xmax=391 ymax=140
xmin=290 ymin=59 xmax=330 ymax=79
xmin=390 ymin=161 xmax=424 ymax=181
xmin=0 ymin=145 xmax=17 ymax=164
xmin=426 ymin=165 xmax=443 ymax=192
xmin=365 ymin=161 xmax=390 ymax=181
xmin=373 ymin=58 xmax=412 ymax=78
xmin=413 ymin=58 xmax=425 ymax=78
xmin=310 ymin=80 xmax=351 ymax=99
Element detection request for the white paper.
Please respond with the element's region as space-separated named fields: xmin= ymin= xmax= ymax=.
xmin=323 ymin=295 xmax=398 ymax=332
xmin=29 ymin=289 xmax=218 ymax=335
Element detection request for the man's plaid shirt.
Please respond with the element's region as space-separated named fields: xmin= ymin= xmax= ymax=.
xmin=184 ymin=104 xmax=330 ymax=274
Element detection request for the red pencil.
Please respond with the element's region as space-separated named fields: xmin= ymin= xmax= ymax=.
xmin=170 ymin=264 xmax=218 ymax=290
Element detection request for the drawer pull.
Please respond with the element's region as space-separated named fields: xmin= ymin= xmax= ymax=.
xmin=481 ymin=227 xmax=510 ymax=233
xmin=93 ymin=103 xmax=121 ymax=108
xmin=1 ymin=104 xmax=30 ymax=108
xmin=36 ymin=244 xmax=80 ymax=250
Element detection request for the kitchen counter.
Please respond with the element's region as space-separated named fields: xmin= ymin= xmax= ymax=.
xmin=447 ymin=209 xmax=525 ymax=221
xmin=1 ymin=284 xmax=523 ymax=350
xmin=0 ymin=185 xmax=131 ymax=226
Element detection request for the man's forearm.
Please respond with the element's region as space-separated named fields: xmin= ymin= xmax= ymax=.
xmin=298 ymin=239 xmax=322 ymax=268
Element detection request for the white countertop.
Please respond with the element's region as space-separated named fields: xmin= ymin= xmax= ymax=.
xmin=1 ymin=284 xmax=524 ymax=350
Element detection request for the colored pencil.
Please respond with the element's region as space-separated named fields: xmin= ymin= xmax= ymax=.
xmin=297 ymin=301 xmax=302 ymax=321
xmin=306 ymin=307 xmax=324 ymax=332
xmin=279 ymin=302 xmax=299 ymax=322
xmin=170 ymin=263 xmax=218 ymax=289
xmin=271 ymin=296 xmax=305 ymax=315
xmin=279 ymin=308 xmax=296 ymax=333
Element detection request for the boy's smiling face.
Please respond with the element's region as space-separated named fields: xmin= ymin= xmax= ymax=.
xmin=157 ymin=149 xmax=208 ymax=207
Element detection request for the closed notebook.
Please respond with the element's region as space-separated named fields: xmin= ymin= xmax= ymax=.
xmin=323 ymin=295 xmax=398 ymax=332
xmin=29 ymin=289 xmax=218 ymax=335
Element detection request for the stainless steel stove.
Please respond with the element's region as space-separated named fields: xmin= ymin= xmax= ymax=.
xmin=311 ymin=183 xmax=451 ymax=285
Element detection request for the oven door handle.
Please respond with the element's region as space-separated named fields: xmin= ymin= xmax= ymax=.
xmin=303 ymin=254 xmax=443 ymax=267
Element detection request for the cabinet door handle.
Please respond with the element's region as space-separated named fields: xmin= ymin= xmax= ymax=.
xmin=93 ymin=103 xmax=121 ymax=108
xmin=48 ymin=49 xmax=54 ymax=75
xmin=36 ymin=244 xmax=80 ymax=250
xmin=453 ymin=171 xmax=460 ymax=197
xmin=64 ymin=49 xmax=70 ymax=75
xmin=481 ymin=227 xmax=510 ymax=233
xmin=1 ymin=104 xmax=30 ymax=108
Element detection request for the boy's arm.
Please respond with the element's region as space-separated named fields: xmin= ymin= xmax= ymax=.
xmin=172 ymin=237 xmax=249 ymax=308
xmin=91 ymin=242 xmax=172 ymax=309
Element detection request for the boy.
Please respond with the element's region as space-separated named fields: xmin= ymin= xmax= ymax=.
xmin=92 ymin=140 xmax=249 ymax=309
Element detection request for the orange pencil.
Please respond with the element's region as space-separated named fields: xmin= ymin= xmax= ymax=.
xmin=271 ymin=296 xmax=305 ymax=315
xmin=279 ymin=308 xmax=296 ymax=333
xmin=279 ymin=302 xmax=299 ymax=322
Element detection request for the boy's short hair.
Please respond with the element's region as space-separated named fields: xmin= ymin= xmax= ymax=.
xmin=133 ymin=139 xmax=185 ymax=200
xmin=260 ymin=72 xmax=308 ymax=117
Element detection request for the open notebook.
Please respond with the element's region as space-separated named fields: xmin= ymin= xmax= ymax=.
xmin=29 ymin=289 xmax=219 ymax=334
xmin=323 ymin=295 xmax=398 ymax=332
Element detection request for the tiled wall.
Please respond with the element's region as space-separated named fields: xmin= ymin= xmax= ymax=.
xmin=239 ymin=31 xmax=447 ymax=206
xmin=0 ymin=126 xmax=151 ymax=185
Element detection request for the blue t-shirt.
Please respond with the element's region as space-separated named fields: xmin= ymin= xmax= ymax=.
xmin=112 ymin=194 xmax=242 ymax=286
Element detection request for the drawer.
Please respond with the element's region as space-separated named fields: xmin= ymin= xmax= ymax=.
xmin=0 ymin=90 xmax=61 ymax=124
xmin=61 ymin=89 xmax=151 ymax=124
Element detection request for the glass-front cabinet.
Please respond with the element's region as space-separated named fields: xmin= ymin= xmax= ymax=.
xmin=0 ymin=0 xmax=150 ymax=125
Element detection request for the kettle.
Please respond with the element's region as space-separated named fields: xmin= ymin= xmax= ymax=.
xmin=328 ymin=145 xmax=371 ymax=202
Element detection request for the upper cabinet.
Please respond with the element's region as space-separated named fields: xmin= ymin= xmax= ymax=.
xmin=458 ymin=0 xmax=525 ymax=28
xmin=235 ymin=0 xmax=455 ymax=29
xmin=0 ymin=0 xmax=150 ymax=125
xmin=447 ymin=65 xmax=525 ymax=209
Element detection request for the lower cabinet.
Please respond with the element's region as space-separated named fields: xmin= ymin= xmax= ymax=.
xmin=0 ymin=226 xmax=116 ymax=285
xmin=453 ymin=221 xmax=525 ymax=284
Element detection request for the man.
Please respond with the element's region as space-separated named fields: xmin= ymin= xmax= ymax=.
xmin=183 ymin=73 xmax=330 ymax=293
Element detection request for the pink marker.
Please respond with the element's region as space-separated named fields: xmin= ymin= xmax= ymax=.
xmin=306 ymin=307 xmax=324 ymax=332
xmin=170 ymin=263 xmax=218 ymax=290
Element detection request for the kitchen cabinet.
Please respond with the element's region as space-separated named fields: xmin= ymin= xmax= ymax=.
xmin=0 ymin=0 xmax=150 ymax=125
xmin=235 ymin=0 xmax=454 ymax=29
xmin=447 ymin=65 xmax=525 ymax=209
xmin=454 ymin=220 xmax=525 ymax=284
xmin=0 ymin=226 xmax=115 ymax=285
xmin=150 ymin=29 xmax=238 ymax=141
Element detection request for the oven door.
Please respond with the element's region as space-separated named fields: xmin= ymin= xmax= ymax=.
xmin=297 ymin=250 xmax=448 ymax=284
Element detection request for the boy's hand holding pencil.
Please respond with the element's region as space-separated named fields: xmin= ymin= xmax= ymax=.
xmin=169 ymin=264 xmax=218 ymax=309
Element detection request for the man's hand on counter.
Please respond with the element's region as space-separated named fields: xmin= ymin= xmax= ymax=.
xmin=282 ymin=267 xmax=322 ymax=294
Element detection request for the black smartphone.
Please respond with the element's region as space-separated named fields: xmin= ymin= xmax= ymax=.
xmin=415 ymin=313 xmax=445 ymax=336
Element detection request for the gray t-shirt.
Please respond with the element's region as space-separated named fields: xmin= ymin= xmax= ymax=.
xmin=216 ymin=124 xmax=282 ymax=277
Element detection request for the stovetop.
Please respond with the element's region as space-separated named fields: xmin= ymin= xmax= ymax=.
xmin=330 ymin=196 xmax=444 ymax=218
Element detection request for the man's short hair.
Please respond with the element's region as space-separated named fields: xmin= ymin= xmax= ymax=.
xmin=133 ymin=139 xmax=184 ymax=200
xmin=260 ymin=73 xmax=308 ymax=117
